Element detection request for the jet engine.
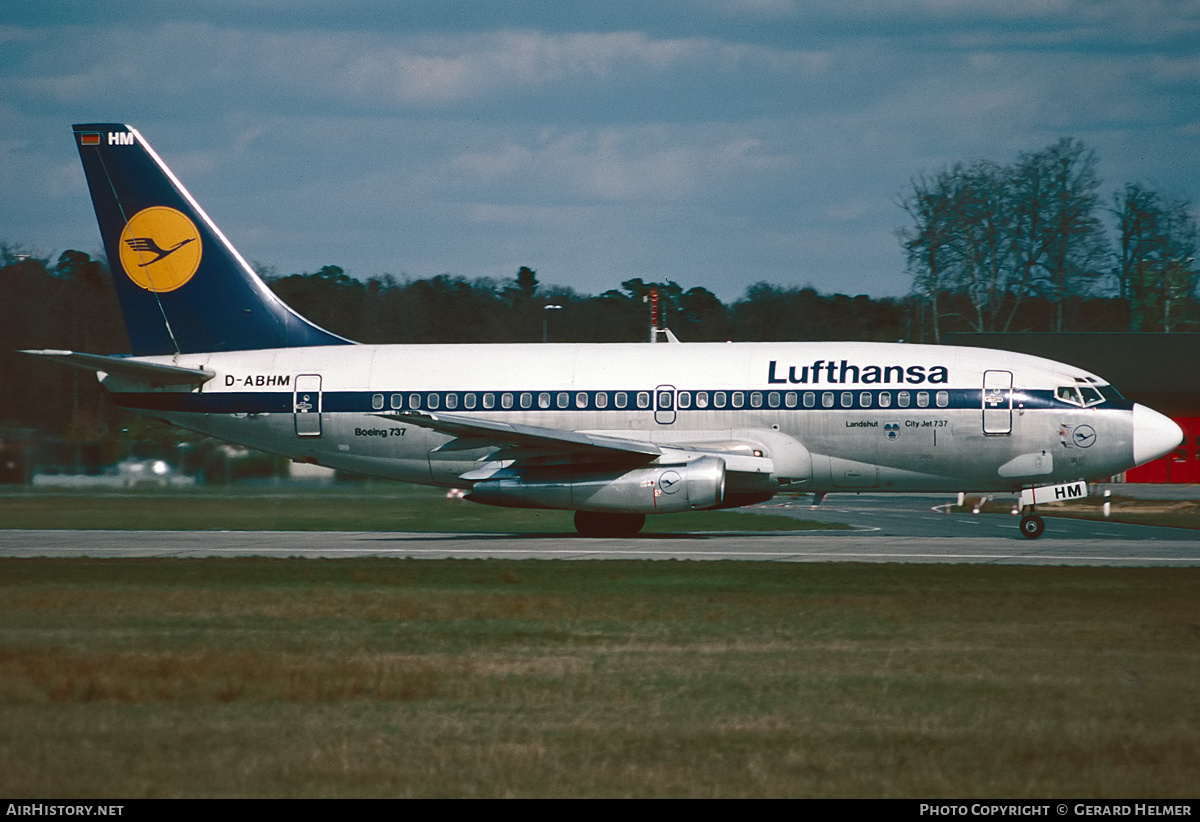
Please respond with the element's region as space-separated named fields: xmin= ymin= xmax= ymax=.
xmin=468 ymin=455 xmax=726 ymax=514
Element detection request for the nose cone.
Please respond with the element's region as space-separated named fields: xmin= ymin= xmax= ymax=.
xmin=1132 ymin=404 xmax=1183 ymax=466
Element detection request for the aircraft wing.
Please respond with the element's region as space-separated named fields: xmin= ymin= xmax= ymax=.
xmin=377 ymin=411 xmax=776 ymax=476
xmin=20 ymin=349 xmax=215 ymax=387
xmin=375 ymin=411 xmax=663 ymax=457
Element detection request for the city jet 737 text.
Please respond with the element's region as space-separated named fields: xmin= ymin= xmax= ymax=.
xmin=25 ymin=124 xmax=1184 ymax=538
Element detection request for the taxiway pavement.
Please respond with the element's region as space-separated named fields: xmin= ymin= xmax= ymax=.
xmin=1 ymin=494 xmax=1196 ymax=566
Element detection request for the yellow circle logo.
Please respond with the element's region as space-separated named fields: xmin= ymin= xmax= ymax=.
xmin=118 ymin=207 xmax=203 ymax=292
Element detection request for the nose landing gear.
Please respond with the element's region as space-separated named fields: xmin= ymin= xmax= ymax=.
xmin=1019 ymin=506 xmax=1045 ymax=539
xmin=1016 ymin=482 xmax=1086 ymax=540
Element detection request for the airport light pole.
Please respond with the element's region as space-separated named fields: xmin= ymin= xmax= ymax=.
xmin=542 ymin=304 xmax=562 ymax=343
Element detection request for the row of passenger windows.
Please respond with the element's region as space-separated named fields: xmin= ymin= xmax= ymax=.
xmin=370 ymin=389 xmax=952 ymax=411
xmin=370 ymin=390 xmax=653 ymax=412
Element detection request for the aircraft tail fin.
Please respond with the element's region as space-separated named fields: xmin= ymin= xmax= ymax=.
xmin=72 ymin=124 xmax=353 ymax=355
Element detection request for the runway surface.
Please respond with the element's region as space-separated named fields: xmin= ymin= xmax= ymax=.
xmin=2 ymin=495 xmax=1197 ymax=566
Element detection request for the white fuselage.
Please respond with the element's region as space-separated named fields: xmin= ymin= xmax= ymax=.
xmin=102 ymin=340 xmax=1144 ymax=498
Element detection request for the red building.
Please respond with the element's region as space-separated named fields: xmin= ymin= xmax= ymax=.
xmin=944 ymin=333 xmax=1199 ymax=484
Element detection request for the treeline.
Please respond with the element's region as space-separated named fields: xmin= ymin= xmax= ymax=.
xmin=0 ymin=248 xmax=128 ymax=446
xmin=262 ymin=265 xmax=915 ymax=345
xmin=899 ymin=137 xmax=1199 ymax=340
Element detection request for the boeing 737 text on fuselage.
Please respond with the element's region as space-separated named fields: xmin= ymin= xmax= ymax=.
xmin=24 ymin=125 xmax=1184 ymax=538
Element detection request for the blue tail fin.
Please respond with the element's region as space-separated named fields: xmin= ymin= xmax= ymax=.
xmin=73 ymin=123 xmax=353 ymax=355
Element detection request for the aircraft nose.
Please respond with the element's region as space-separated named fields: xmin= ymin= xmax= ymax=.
xmin=1132 ymin=404 xmax=1183 ymax=466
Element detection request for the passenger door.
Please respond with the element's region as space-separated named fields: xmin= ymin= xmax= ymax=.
xmin=293 ymin=374 xmax=323 ymax=438
xmin=982 ymin=370 xmax=1013 ymax=435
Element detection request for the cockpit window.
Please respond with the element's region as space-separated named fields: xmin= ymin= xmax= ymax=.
xmin=1056 ymin=385 xmax=1105 ymax=407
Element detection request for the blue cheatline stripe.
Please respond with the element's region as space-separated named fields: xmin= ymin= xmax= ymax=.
xmin=113 ymin=392 xmax=290 ymax=413
xmin=108 ymin=387 xmax=1089 ymax=415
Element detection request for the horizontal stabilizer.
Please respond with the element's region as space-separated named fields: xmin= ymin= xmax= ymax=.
xmin=20 ymin=350 xmax=214 ymax=387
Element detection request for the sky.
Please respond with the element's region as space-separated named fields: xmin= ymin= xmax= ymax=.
xmin=1 ymin=1 xmax=1198 ymax=301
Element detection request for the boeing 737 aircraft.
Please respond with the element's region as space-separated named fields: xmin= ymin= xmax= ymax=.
xmin=25 ymin=124 xmax=1184 ymax=538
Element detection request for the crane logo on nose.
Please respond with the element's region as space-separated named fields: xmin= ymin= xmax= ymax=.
xmin=1072 ymin=425 xmax=1096 ymax=447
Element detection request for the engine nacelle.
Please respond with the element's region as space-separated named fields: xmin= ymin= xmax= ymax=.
xmin=469 ymin=456 xmax=726 ymax=514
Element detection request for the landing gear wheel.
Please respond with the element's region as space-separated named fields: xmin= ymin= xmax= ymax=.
xmin=574 ymin=511 xmax=646 ymax=537
xmin=1019 ymin=514 xmax=1045 ymax=540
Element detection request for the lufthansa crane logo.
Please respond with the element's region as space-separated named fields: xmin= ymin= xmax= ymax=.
xmin=118 ymin=207 xmax=202 ymax=292
xmin=658 ymin=470 xmax=683 ymax=494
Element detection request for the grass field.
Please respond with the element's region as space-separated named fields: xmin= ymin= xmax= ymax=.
xmin=0 ymin=485 xmax=829 ymax=532
xmin=0 ymin=558 xmax=1197 ymax=798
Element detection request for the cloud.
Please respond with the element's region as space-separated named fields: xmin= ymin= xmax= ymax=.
xmin=5 ymin=22 xmax=828 ymax=117
xmin=2 ymin=2 xmax=1197 ymax=300
xmin=1152 ymin=53 xmax=1200 ymax=83
xmin=823 ymin=199 xmax=872 ymax=222
xmin=448 ymin=126 xmax=797 ymax=206
xmin=711 ymin=0 xmax=800 ymax=15
xmin=0 ymin=26 xmax=38 ymax=45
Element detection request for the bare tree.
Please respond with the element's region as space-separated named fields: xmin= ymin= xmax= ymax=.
xmin=1114 ymin=184 xmax=1199 ymax=331
xmin=899 ymin=138 xmax=1112 ymax=334
xmin=946 ymin=160 xmax=1019 ymax=332
xmin=1018 ymin=139 xmax=1109 ymax=331
xmin=1157 ymin=197 xmax=1199 ymax=331
xmin=900 ymin=161 xmax=1020 ymax=335
xmin=898 ymin=170 xmax=957 ymax=342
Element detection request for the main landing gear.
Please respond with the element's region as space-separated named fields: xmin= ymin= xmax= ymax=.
xmin=574 ymin=511 xmax=646 ymax=537
xmin=1018 ymin=507 xmax=1045 ymax=540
